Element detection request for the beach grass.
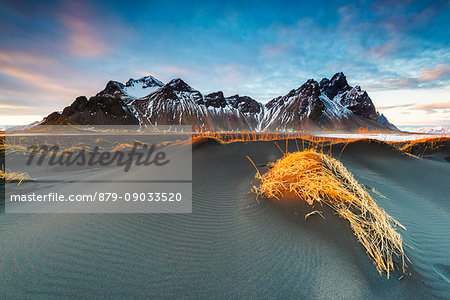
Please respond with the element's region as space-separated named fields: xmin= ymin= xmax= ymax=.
xmin=399 ymin=137 xmax=449 ymax=156
xmin=249 ymin=148 xmax=407 ymax=278
xmin=0 ymin=168 xmax=32 ymax=184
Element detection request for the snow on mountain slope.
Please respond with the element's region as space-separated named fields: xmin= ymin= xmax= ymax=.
xmin=96 ymin=76 xmax=164 ymax=99
xmin=319 ymin=94 xmax=352 ymax=120
xmin=41 ymin=73 xmax=398 ymax=132
xmin=122 ymin=76 xmax=164 ymax=98
xmin=261 ymin=79 xmax=326 ymax=131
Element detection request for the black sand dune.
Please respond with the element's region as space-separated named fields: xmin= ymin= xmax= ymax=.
xmin=0 ymin=138 xmax=449 ymax=298
xmin=396 ymin=138 xmax=450 ymax=162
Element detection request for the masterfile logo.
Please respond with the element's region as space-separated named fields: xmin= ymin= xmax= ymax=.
xmin=5 ymin=125 xmax=192 ymax=213
xmin=26 ymin=142 xmax=170 ymax=172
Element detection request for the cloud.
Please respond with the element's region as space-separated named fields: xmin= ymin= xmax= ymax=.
xmin=371 ymin=0 xmax=443 ymax=33
xmin=367 ymin=41 xmax=398 ymax=59
xmin=411 ymin=101 xmax=450 ymax=112
xmin=60 ymin=14 xmax=109 ymax=58
xmin=380 ymin=101 xmax=450 ymax=115
xmin=367 ymin=64 xmax=450 ymax=89
xmin=376 ymin=77 xmax=419 ymax=88
xmin=0 ymin=0 xmax=448 ymax=127
xmin=0 ymin=103 xmax=28 ymax=109
xmin=0 ymin=49 xmax=55 ymax=65
xmin=419 ymin=65 xmax=450 ymax=81
xmin=260 ymin=44 xmax=292 ymax=57
xmin=0 ymin=65 xmax=81 ymax=95
xmin=0 ymin=48 xmax=101 ymax=113
xmin=377 ymin=103 xmax=414 ymax=110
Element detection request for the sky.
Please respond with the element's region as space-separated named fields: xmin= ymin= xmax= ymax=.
xmin=0 ymin=0 xmax=449 ymax=130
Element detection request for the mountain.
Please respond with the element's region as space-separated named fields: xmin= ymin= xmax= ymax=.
xmin=376 ymin=112 xmax=398 ymax=131
xmin=41 ymin=72 xmax=397 ymax=131
xmin=97 ymin=76 xmax=164 ymax=99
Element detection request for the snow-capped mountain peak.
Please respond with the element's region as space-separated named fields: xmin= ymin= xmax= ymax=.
xmin=125 ymin=76 xmax=164 ymax=88
xmin=122 ymin=76 xmax=164 ymax=98
xmin=43 ymin=72 xmax=398 ymax=132
xmin=97 ymin=75 xmax=164 ymax=99
xmin=166 ymin=78 xmax=196 ymax=92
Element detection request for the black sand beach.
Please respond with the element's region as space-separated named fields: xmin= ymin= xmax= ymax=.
xmin=0 ymin=138 xmax=449 ymax=298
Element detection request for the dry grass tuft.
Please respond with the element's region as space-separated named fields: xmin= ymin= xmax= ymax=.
xmin=0 ymin=134 xmax=4 ymax=152
xmin=399 ymin=137 xmax=449 ymax=156
xmin=304 ymin=210 xmax=325 ymax=220
xmin=0 ymin=168 xmax=32 ymax=184
xmin=250 ymin=149 xmax=407 ymax=278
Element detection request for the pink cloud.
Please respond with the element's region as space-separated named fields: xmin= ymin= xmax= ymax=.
xmin=60 ymin=14 xmax=108 ymax=58
xmin=419 ymin=65 xmax=450 ymax=82
xmin=411 ymin=101 xmax=450 ymax=111
xmin=0 ymin=65 xmax=81 ymax=95
xmin=0 ymin=50 xmax=55 ymax=65
xmin=0 ymin=49 xmax=101 ymax=98
xmin=367 ymin=64 xmax=450 ymax=89
xmin=367 ymin=41 xmax=398 ymax=59
xmin=0 ymin=103 xmax=29 ymax=109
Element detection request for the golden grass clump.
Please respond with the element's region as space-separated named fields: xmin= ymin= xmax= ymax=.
xmin=250 ymin=149 xmax=407 ymax=278
xmin=0 ymin=134 xmax=4 ymax=152
xmin=0 ymin=168 xmax=32 ymax=184
xmin=399 ymin=137 xmax=449 ymax=156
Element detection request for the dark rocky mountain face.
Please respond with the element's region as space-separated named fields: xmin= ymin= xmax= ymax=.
xmin=130 ymin=78 xmax=208 ymax=128
xmin=319 ymin=72 xmax=377 ymax=120
xmin=225 ymin=95 xmax=262 ymax=114
xmin=41 ymin=73 xmax=397 ymax=131
xmin=262 ymin=79 xmax=325 ymax=131
xmin=151 ymin=78 xmax=202 ymax=103
xmin=319 ymin=72 xmax=350 ymax=99
xmin=204 ymin=92 xmax=227 ymax=108
xmin=96 ymin=81 xmax=124 ymax=97
xmin=261 ymin=74 xmax=382 ymax=131
xmin=376 ymin=112 xmax=398 ymax=130
xmin=340 ymin=86 xmax=377 ymax=120
xmin=41 ymin=96 xmax=139 ymax=125
xmin=296 ymin=79 xmax=324 ymax=120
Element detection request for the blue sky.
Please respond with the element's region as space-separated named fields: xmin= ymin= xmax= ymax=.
xmin=0 ymin=0 xmax=449 ymax=129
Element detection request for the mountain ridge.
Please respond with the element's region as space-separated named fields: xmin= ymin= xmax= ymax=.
xmin=41 ymin=72 xmax=397 ymax=131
